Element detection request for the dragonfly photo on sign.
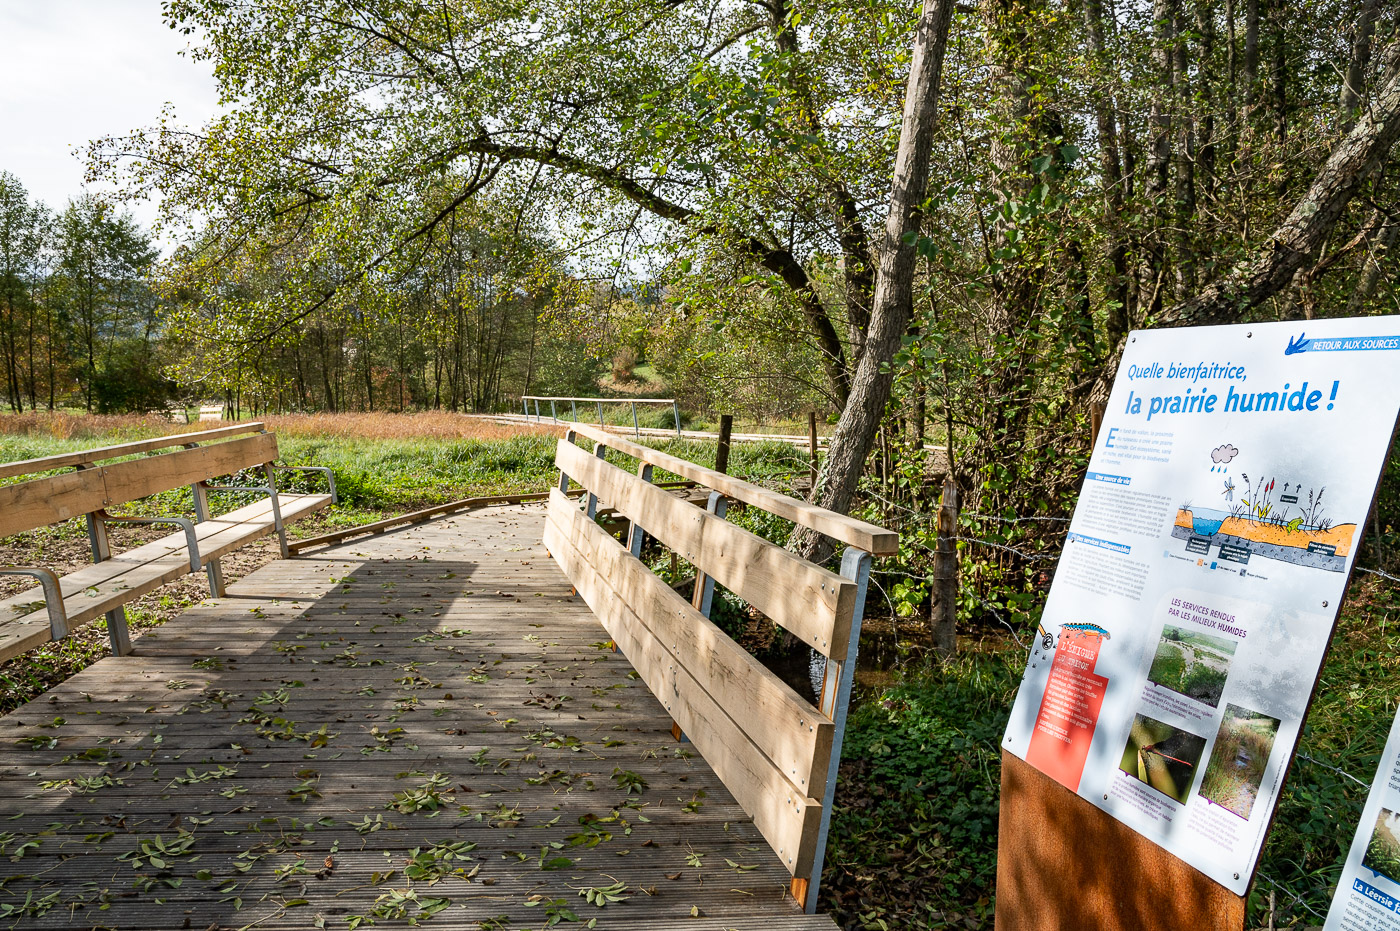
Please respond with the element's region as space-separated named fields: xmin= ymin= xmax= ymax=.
xmin=1118 ymin=713 xmax=1208 ymax=804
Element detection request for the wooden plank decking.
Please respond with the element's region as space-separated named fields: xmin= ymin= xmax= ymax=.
xmin=0 ymin=505 xmax=840 ymax=930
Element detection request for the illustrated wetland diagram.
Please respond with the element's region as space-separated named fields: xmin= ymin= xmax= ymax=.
xmin=1147 ymin=625 xmax=1237 ymax=708
xmin=1174 ymin=459 xmax=1357 ymax=572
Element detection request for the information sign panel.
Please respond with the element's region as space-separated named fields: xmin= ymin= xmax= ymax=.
xmin=1002 ymin=317 xmax=1400 ymax=895
xmin=1325 ymin=707 xmax=1400 ymax=931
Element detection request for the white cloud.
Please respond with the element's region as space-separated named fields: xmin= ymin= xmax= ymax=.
xmin=0 ymin=0 xmax=220 ymax=237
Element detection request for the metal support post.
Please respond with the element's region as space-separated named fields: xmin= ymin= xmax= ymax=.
xmin=673 ymin=400 xmax=681 ymax=437
xmin=96 ymin=512 xmax=201 ymax=573
xmin=551 ymin=400 xmax=558 ymax=422
xmin=626 ymin=463 xmax=654 ymax=558
xmin=534 ymin=399 xmax=542 ymax=422
xmin=0 ymin=569 xmax=68 ymax=640
xmin=84 ymin=508 xmax=133 ymax=656
xmin=596 ymin=400 xmax=604 ymax=428
xmin=585 ymin=444 xmax=608 ymax=519
xmin=795 ymin=547 xmax=871 ymax=913
xmin=189 ymin=479 xmax=226 ymax=596
xmin=632 ymin=402 xmax=639 ymax=437
xmin=522 ymin=397 xmax=528 ymax=418
xmin=571 ymin=400 xmax=577 ymax=423
xmin=184 ymin=442 xmax=226 ymax=597
xmin=558 ymin=430 xmax=577 ymax=492
xmin=262 ymin=463 xmax=290 ymax=558
xmin=690 ymin=492 xmax=727 ymax=617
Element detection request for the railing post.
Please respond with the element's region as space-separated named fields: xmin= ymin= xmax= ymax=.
xmin=558 ymin=430 xmax=577 ymax=493
xmin=522 ymin=397 xmax=528 ymax=418
xmin=534 ymin=399 xmax=542 ymax=423
xmin=571 ymin=400 xmax=577 ymax=423
xmin=627 ymin=463 xmax=654 ymax=558
xmin=76 ymin=463 xmax=133 ymax=657
xmin=796 ymin=546 xmax=872 ymax=913
xmin=690 ymin=492 xmax=727 ymax=617
xmin=262 ymin=463 xmax=290 ymax=558
xmin=716 ymin=414 xmax=733 ymax=474
xmin=632 ymin=401 xmax=639 ymax=438
xmin=596 ymin=400 xmax=604 ymax=429
xmin=931 ymin=478 xmax=959 ymax=657
xmin=185 ymin=442 xmax=225 ymax=597
xmin=585 ymin=443 xmax=608 ymax=519
xmin=808 ymin=411 xmax=819 ymax=489
xmin=673 ymin=400 xmax=681 ymax=437
xmin=551 ymin=400 xmax=558 ymax=422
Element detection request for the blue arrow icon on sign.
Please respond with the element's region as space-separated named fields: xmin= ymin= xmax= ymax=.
xmin=1284 ymin=333 xmax=1311 ymax=355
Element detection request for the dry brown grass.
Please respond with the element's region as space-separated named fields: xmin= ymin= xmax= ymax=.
xmin=0 ymin=411 xmax=562 ymax=443
xmin=0 ymin=412 xmax=201 ymax=440
xmin=259 ymin=412 xmax=563 ymax=441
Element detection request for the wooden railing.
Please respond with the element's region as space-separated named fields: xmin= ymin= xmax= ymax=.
xmin=542 ymin=421 xmax=895 ymax=913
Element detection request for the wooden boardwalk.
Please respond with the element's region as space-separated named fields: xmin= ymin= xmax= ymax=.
xmin=0 ymin=505 xmax=840 ymax=930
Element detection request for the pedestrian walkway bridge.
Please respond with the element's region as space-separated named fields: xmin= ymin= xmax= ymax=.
xmin=0 ymin=447 xmax=881 ymax=930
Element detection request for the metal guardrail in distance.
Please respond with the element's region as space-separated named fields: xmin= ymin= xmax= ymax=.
xmin=520 ymin=395 xmax=681 ymax=437
xmin=543 ymin=422 xmax=897 ymax=913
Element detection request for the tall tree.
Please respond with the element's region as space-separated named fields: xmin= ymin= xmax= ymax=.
xmin=0 ymin=173 xmax=46 ymax=412
xmin=790 ymin=0 xmax=957 ymax=558
xmin=52 ymin=196 xmax=158 ymax=411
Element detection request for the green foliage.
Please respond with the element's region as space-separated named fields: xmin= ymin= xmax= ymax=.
xmin=820 ymin=651 xmax=1022 ymax=928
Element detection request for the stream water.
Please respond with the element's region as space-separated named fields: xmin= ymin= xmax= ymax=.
xmin=760 ymin=619 xmax=935 ymax=709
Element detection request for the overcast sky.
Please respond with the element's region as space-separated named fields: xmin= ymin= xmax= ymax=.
xmin=0 ymin=0 xmax=220 ymax=233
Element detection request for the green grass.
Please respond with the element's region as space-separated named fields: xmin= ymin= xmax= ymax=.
xmin=1199 ymin=707 xmax=1279 ymax=819
xmin=818 ymin=646 xmax=1022 ymax=929
xmin=1364 ymin=818 xmax=1400 ymax=882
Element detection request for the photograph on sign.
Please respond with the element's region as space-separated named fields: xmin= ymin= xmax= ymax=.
xmin=1002 ymin=316 xmax=1400 ymax=896
xmin=1324 ymin=707 xmax=1400 ymax=930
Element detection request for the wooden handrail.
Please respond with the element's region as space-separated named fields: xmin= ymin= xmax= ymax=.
xmin=565 ymin=421 xmax=898 ymax=556
xmin=0 ymin=422 xmax=267 ymax=481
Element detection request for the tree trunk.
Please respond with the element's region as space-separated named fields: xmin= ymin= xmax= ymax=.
xmin=1174 ymin=5 xmax=1197 ymax=298
xmin=1243 ymin=0 xmax=1260 ymax=116
xmin=1339 ymin=0 xmax=1382 ymax=130
xmin=787 ymin=0 xmax=956 ymax=561
xmin=1083 ymin=0 xmax=1133 ymax=346
xmin=1163 ymin=48 xmax=1400 ymax=326
xmin=1348 ymin=219 xmax=1400 ymax=314
xmin=1090 ymin=46 xmax=1400 ymax=396
xmin=1144 ymin=0 xmax=1175 ymax=318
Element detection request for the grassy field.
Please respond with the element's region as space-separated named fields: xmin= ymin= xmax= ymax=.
xmin=1199 ymin=705 xmax=1280 ymax=819
xmin=1146 ymin=625 xmax=1237 ymax=707
xmin=1364 ymin=810 xmax=1400 ymax=883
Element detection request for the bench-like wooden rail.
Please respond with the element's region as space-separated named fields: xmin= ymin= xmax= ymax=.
xmin=0 ymin=424 xmax=334 ymax=663
xmin=0 ymin=422 xmax=267 ymax=481
xmin=543 ymin=421 xmax=895 ymax=913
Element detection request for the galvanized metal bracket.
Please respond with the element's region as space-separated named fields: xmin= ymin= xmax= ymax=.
xmin=270 ymin=464 xmax=338 ymax=504
xmin=0 ymin=568 xmax=69 ymax=640
xmin=800 ymin=546 xmax=872 ymax=914
xmin=95 ymin=511 xmax=202 ymax=573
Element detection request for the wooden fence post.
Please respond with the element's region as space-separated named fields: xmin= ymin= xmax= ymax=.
xmin=1090 ymin=399 xmax=1107 ymax=447
xmin=931 ymin=477 xmax=959 ymax=657
xmin=716 ymin=415 xmax=733 ymax=474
